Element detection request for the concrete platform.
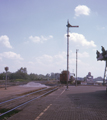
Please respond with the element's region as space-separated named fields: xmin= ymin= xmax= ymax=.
xmin=8 ymin=86 xmax=107 ymax=120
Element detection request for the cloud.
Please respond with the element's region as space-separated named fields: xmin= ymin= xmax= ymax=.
xmin=35 ymin=51 xmax=89 ymax=66
xmin=65 ymin=33 xmax=96 ymax=47
xmin=71 ymin=51 xmax=89 ymax=58
xmin=96 ymin=26 xmax=106 ymax=30
xmin=34 ymin=52 xmax=67 ymax=73
xmin=0 ymin=35 xmax=13 ymax=48
xmin=78 ymin=52 xmax=89 ymax=58
xmin=0 ymin=51 xmax=23 ymax=60
xmin=29 ymin=35 xmax=53 ymax=43
xmin=74 ymin=5 xmax=90 ymax=17
xmin=34 ymin=51 xmax=90 ymax=73
xmin=28 ymin=61 xmax=34 ymax=65
xmin=35 ymin=52 xmax=65 ymax=65
xmin=0 ymin=56 xmax=2 ymax=61
xmin=36 ymin=54 xmax=53 ymax=64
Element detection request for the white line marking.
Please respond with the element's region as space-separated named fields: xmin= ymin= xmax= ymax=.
xmin=60 ymin=89 xmax=65 ymax=95
xmin=35 ymin=104 xmax=52 ymax=120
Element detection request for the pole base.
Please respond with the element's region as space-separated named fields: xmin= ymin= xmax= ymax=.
xmin=106 ymin=87 xmax=107 ymax=94
xmin=65 ymin=88 xmax=69 ymax=91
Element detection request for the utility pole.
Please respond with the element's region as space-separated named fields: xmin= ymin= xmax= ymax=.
xmin=76 ymin=49 xmax=79 ymax=86
xmin=66 ymin=20 xmax=79 ymax=89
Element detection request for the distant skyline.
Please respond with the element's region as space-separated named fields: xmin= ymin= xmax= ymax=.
xmin=0 ymin=0 xmax=107 ymax=78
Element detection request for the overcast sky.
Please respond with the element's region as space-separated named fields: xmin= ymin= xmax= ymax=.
xmin=0 ymin=0 xmax=107 ymax=78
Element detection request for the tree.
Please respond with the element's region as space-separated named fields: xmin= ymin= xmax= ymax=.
xmin=29 ymin=73 xmax=38 ymax=80
xmin=15 ymin=67 xmax=28 ymax=79
xmin=0 ymin=72 xmax=5 ymax=80
xmin=50 ymin=73 xmax=55 ymax=79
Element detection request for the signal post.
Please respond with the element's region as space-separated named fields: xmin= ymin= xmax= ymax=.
xmin=66 ymin=21 xmax=79 ymax=89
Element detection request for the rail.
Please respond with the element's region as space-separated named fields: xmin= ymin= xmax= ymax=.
xmin=0 ymin=87 xmax=47 ymax=105
xmin=0 ymin=87 xmax=58 ymax=117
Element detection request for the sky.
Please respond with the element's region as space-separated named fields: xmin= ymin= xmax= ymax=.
xmin=0 ymin=0 xmax=107 ymax=78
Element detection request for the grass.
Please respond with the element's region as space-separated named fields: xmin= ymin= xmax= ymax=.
xmin=15 ymin=79 xmax=28 ymax=82
xmin=0 ymin=108 xmax=20 ymax=120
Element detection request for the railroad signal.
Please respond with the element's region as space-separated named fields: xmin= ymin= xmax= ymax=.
xmin=5 ymin=67 xmax=9 ymax=71
xmin=66 ymin=20 xmax=79 ymax=89
xmin=66 ymin=21 xmax=79 ymax=28
xmin=4 ymin=67 xmax=9 ymax=90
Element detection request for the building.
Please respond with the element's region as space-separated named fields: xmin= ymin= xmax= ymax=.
xmin=86 ymin=72 xmax=94 ymax=85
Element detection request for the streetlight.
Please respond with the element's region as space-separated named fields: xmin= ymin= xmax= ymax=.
xmin=66 ymin=20 xmax=79 ymax=89
xmin=4 ymin=67 xmax=9 ymax=90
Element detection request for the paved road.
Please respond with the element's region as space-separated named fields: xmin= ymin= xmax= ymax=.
xmin=8 ymin=86 xmax=107 ymax=120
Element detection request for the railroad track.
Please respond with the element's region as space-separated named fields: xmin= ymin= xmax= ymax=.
xmin=0 ymin=86 xmax=59 ymax=119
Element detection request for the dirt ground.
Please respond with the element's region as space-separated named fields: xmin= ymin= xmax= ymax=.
xmin=0 ymin=81 xmax=57 ymax=100
xmin=0 ymin=86 xmax=44 ymax=99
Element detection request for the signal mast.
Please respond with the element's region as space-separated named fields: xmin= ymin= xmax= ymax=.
xmin=66 ymin=20 xmax=79 ymax=89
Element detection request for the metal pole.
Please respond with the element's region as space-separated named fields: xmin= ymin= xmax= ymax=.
xmin=4 ymin=67 xmax=9 ymax=90
xmin=103 ymin=61 xmax=106 ymax=85
xmin=76 ymin=49 xmax=78 ymax=86
xmin=67 ymin=25 xmax=69 ymax=89
xmin=5 ymin=71 xmax=7 ymax=90
xmin=76 ymin=49 xmax=77 ymax=86
xmin=106 ymin=60 xmax=107 ymax=92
